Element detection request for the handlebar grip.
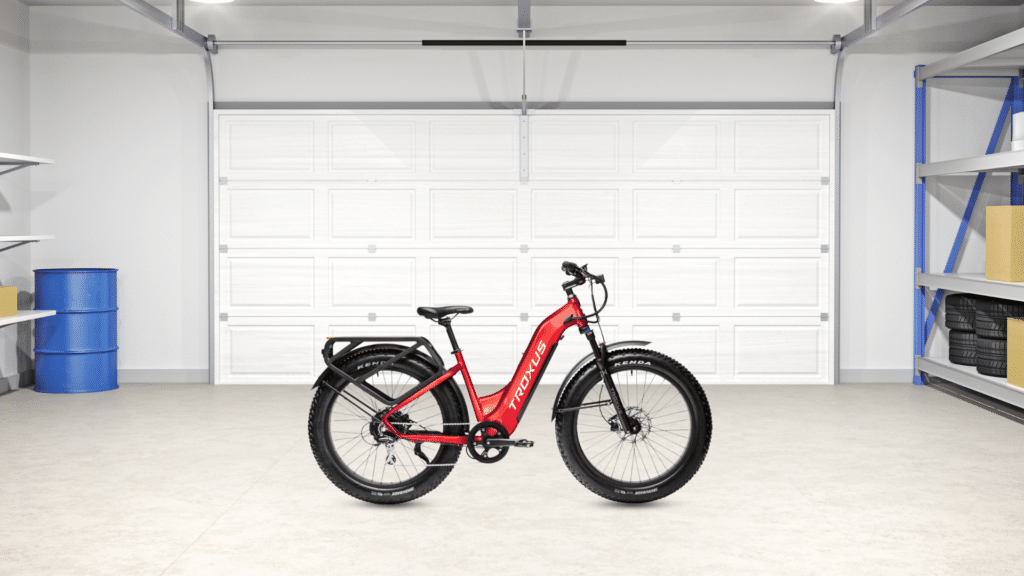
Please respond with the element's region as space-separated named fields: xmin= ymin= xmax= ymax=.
xmin=562 ymin=261 xmax=581 ymax=276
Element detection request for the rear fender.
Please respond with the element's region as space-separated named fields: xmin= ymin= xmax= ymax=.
xmin=312 ymin=343 xmax=441 ymax=390
xmin=551 ymin=340 xmax=650 ymax=420
xmin=312 ymin=342 xmax=470 ymax=426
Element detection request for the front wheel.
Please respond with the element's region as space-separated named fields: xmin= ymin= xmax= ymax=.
xmin=555 ymin=349 xmax=712 ymax=503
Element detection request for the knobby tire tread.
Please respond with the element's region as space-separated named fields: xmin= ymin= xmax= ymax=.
xmin=554 ymin=348 xmax=712 ymax=504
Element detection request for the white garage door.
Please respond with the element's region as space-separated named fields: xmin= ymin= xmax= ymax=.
xmin=213 ymin=110 xmax=834 ymax=385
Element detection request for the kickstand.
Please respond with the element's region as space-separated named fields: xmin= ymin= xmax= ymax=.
xmin=413 ymin=442 xmax=430 ymax=464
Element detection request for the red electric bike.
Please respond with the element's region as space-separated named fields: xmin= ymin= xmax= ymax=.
xmin=308 ymin=261 xmax=712 ymax=504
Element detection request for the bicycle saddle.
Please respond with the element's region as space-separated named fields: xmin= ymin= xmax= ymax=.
xmin=416 ymin=306 xmax=474 ymax=320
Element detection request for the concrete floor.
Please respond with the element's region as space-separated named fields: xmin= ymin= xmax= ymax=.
xmin=1 ymin=383 xmax=1022 ymax=576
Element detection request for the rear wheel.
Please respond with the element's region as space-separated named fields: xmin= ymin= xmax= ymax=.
xmin=555 ymin=349 xmax=712 ymax=503
xmin=308 ymin=348 xmax=467 ymax=504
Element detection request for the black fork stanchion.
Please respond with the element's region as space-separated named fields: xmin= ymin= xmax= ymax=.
xmin=581 ymin=318 xmax=637 ymax=435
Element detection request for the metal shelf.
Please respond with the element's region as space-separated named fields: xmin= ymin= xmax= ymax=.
xmin=0 ymin=236 xmax=55 ymax=253
xmin=918 ymin=26 xmax=1024 ymax=81
xmin=916 ymin=356 xmax=1024 ymax=410
xmin=917 ymin=272 xmax=1024 ymax=302
xmin=0 ymin=310 xmax=56 ymax=328
xmin=0 ymin=153 xmax=54 ymax=176
xmin=918 ymin=150 xmax=1024 ymax=179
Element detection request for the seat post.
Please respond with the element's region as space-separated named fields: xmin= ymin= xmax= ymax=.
xmin=439 ymin=318 xmax=462 ymax=353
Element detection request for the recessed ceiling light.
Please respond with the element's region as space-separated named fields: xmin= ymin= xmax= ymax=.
xmin=815 ymin=0 xmax=858 ymax=3
xmin=191 ymin=0 xmax=234 ymax=4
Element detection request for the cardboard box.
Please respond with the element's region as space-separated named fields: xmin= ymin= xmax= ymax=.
xmin=1009 ymin=318 xmax=1024 ymax=388
xmin=0 ymin=286 xmax=15 ymax=318
xmin=986 ymin=205 xmax=1024 ymax=282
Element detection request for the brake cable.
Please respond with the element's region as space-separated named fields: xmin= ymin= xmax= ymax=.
xmin=585 ymin=277 xmax=609 ymax=344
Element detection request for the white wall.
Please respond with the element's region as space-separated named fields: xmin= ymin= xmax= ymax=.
xmin=0 ymin=0 xmax=32 ymax=393
xmin=25 ymin=3 xmax=1024 ymax=383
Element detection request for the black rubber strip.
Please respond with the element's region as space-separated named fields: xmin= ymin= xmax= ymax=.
xmin=422 ymin=40 xmax=627 ymax=47
xmin=925 ymin=377 xmax=1024 ymax=425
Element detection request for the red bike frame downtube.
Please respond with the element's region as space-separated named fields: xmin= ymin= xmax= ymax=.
xmin=382 ymin=298 xmax=587 ymax=445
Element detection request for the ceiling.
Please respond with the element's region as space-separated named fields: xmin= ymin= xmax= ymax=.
xmin=18 ymin=0 xmax=1024 ymax=6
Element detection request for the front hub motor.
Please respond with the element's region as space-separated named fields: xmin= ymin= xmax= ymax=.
xmin=608 ymin=407 xmax=651 ymax=443
xmin=467 ymin=421 xmax=510 ymax=463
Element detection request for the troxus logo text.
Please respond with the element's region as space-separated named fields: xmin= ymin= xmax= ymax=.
xmin=508 ymin=340 xmax=547 ymax=411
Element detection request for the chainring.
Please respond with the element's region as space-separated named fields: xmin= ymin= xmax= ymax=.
xmin=466 ymin=421 xmax=510 ymax=463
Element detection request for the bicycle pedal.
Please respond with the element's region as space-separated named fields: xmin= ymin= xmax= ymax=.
xmin=513 ymin=439 xmax=534 ymax=448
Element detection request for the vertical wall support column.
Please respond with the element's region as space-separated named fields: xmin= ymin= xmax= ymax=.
xmin=914 ymin=66 xmax=927 ymax=386
xmin=1012 ymin=71 xmax=1023 ymax=205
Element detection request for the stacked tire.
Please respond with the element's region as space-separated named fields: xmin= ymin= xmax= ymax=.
xmin=946 ymin=294 xmax=977 ymax=366
xmin=946 ymin=294 xmax=1024 ymax=378
xmin=973 ymin=298 xmax=1024 ymax=378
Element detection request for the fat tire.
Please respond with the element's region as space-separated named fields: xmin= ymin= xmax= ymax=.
xmin=554 ymin=349 xmax=712 ymax=504
xmin=308 ymin=347 xmax=467 ymax=505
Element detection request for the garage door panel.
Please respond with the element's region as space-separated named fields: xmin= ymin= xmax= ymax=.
xmin=329 ymin=257 xmax=416 ymax=308
xmin=329 ymin=121 xmax=416 ymax=173
xmin=532 ymin=120 xmax=619 ymax=174
xmin=632 ymin=325 xmax=719 ymax=378
xmin=432 ymin=324 xmax=518 ymax=384
xmin=733 ymin=324 xmax=824 ymax=380
xmin=430 ymin=189 xmax=517 ymax=240
xmin=430 ymin=121 xmax=518 ymax=173
xmin=633 ymin=257 xmax=719 ymax=308
xmin=430 ymin=257 xmax=517 ymax=310
xmin=633 ymin=121 xmax=720 ymax=173
xmin=226 ymin=257 xmax=315 ymax=308
xmin=226 ymin=189 xmax=315 ymax=240
xmin=735 ymin=189 xmax=821 ymax=240
xmin=734 ymin=120 xmax=823 ymax=173
xmin=734 ymin=257 xmax=821 ymax=309
xmin=226 ymin=120 xmax=315 ymax=172
xmin=225 ymin=324 xmax=317 ymax=379
xmin=529 ymin=256 xmax=619 ymax=310
xmin=633 ymin=189 xmax=719 ymax=240
xmin=330 ymin=189 xmax=416 ymax=240
xmin=532 ymin=189 xmax=618 ymax=240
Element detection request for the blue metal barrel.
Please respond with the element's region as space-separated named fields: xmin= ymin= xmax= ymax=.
xmin=33 ymin=269 xmax=118 ymax=393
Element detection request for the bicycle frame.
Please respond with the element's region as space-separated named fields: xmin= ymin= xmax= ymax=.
xmin=378 ymin=297 xmax=589 ymax=446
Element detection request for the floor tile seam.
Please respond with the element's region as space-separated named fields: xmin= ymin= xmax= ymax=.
xmin=156 ymin=437 xmax=303 ymax=576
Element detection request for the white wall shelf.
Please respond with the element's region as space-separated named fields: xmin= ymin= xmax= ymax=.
xmin=0 ymin=152 xmax=55 ymax=176
xmin=917 ymin=150 xmax=1024 ymax=179
xmin=0 ymin=310 xmax=56 ymax=328
xmin=917 ymin=272 xmax=1024 ymax=302
xmin=0 ymin=236 xmax=55 ymax=253
xmin=917 ymin=356 xmax=1024 ymax=410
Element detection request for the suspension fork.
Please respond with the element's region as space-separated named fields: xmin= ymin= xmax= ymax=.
xmin=582 ymin=326 xmax=638 ymax=434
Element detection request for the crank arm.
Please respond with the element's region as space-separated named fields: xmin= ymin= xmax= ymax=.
xmin=485 ymin=439 xmax=534 ymax=448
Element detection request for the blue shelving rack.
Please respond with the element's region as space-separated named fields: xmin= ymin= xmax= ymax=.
xmin=913 ymin=31 xmax=1024 ymax=410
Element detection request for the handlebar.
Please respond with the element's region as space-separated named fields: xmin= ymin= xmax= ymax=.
xmin=561 ymin=260 xmax=604 ymax=290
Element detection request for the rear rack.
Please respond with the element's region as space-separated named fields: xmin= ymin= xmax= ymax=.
xmin=320 ymin=337 xmax=448 ymax=406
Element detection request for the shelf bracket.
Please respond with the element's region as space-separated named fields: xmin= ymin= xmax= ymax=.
xmin=0 ymin=163 xmax=36 ymax=177
xmin=0 ymin=240 xmax=37 ymax=253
